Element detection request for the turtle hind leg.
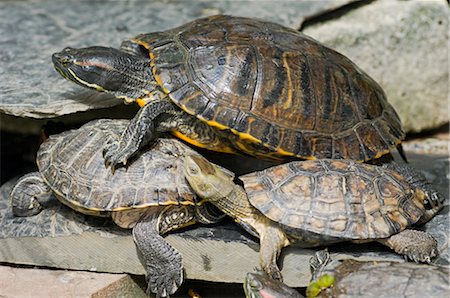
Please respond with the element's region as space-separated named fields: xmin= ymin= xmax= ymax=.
xmin=132 ymin=205 xmax=198 ymax=297
xmin=377 ymin=229 xmax=438 ymax=263
xmin=10 ymin=172 xmax=52 ymax=217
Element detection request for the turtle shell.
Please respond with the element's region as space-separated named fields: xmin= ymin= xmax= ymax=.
xmin=240 ymin=159 xmax=428 ymax=241
xmin=131 ymin=15 xmax=404 ymax=161
xmin=37 ymin=119 xmax=199 ymax=218
xmin=319 ymin=260 xmax=450 ymax=297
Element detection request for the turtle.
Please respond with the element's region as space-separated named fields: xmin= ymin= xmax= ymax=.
xmin=51 ymin=15 xmax=405 ymax=170
xmin=306 ymin=249 xmax=450 ymax=298
xmin=9 ymin=119 xmax=227 ymax=298
xmin=244 ymin=250 xmax=450 ymax=298
xmin=183 ymin=155 xmax=443 ymax=281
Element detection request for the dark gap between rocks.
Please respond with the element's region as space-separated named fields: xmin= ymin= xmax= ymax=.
xmin=299 ymin=0 xmax=376 ymax=31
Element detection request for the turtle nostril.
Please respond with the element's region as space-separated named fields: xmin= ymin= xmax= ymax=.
xmin=52 ymin=51 xmax=72 ymax=66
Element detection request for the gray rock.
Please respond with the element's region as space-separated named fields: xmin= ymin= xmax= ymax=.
xmin=0 ymin=0 xmax=353 ymax=119
xmin=303 ymin=0 xmax=449 ymax=133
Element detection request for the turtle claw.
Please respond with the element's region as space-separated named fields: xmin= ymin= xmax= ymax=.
xmin=264 ymin=264 xmax=283 ymax=281
xmin=102 ymin=140 xmax=132 ymax=172
xmin=146 ymin=266 xmax=183 ymax=298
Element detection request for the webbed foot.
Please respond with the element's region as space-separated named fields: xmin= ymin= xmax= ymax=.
xmin=103 ymin=138 xmax=136 ymax=171
xmin=146 ymin=262 xmax=183 ymax=298
xmin=133 ymin=208 xmax=192 ymax=297
xmin=378 ymin=229 xmax=438 ymax=263
xmin=103 ymin=98 xmax=175 ymax=172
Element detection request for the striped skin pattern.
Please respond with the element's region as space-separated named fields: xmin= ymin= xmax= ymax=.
xmin=240 ymin=159 xmax=428 ymax=245
xmin=37 ymin=119 xmax=199 ymax=227
xmin=132 ymin=15 xmax=404 ymax=161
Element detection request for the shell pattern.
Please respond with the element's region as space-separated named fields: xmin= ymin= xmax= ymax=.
xmin=240 ymin=159 xmax=427 ymax=242
xmin=133 ymin=15 xmax=404 ymax=161
xmin=37 ymin=119 xmax=199 ymax=214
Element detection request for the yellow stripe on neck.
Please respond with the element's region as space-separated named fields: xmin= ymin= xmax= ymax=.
xmin=68 ymin=69 xmax=106 ymax=92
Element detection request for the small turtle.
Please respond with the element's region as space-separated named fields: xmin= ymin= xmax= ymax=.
xmin=10 ymin=119 xmax=226 ymax=298
xmin=52 ymin=15 xmax=404 ymax=170
xmin=183 ymin=156 xmax=442 ymax=280
xmin=306 ymin=250 xmax=450 ymax=298
xmin=244 ymin=250 xmax=450 ymax=298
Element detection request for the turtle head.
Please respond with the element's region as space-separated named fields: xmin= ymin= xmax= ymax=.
xmin=383 ymin=162 xmax=444 ymax=224
xmin=183 ymin=155 xmax=235 ymax=202
xmin=52 ymin=46 xmax=154 ymax=102
xmin=244 ymin=271 xmax=302 ymax=298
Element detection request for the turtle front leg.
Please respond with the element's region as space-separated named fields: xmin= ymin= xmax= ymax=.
xmin=132 ymin=206 xmax=198 ymax=297
xmin=10 ymin=172 xmax=52 ymax=217
xmin=104 ymin=97 xmax=237 ymax=170
xmin=103 ymin=97 xmax=176 ymax=169
xmin=377 ymin=229 xmax=438 ymax=263
xmin=258 ymin=221 xmax=290 ymax=281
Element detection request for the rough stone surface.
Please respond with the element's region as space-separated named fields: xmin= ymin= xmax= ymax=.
xmin=303 ymin=0 xmax=449 ymax=133
xmin=0 ymin=266 xmax=147 ymax=298
xmin=0 ymin=0 xmax=353 ymax=118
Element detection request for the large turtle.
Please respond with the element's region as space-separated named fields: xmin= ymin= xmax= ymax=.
xmin=10 ymin=119 xmax=226 ymax=298
xmin=183 ymin=155 xmax=442 ymax=281
xmin=52 ymin=15 xmax=404 ymax=169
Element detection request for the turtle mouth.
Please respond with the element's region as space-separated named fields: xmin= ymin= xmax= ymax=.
xmin=52 ymin=48 xmax=77 ymax=81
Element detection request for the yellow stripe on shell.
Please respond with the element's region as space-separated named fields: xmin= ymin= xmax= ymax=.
xmin=136 ymin=98 xmax=148 ymax=107
xmin=171 ymin=130 xmax=236 ymax=154
xmin=282 ymin=52 xmax=293 ymax=109
xmin=139 ymin=37 xmax=399 ymax=162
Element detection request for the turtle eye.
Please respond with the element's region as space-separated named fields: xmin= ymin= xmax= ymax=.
xmin=423 ymin=198 xmax=432 ymax=210
xmin=249 ymin=278 xmax=262 ymax=290
xmin=429 ymin=193 xmax=442 ymax=209
xmin=60 ymin=58 xmax=71 ymax=66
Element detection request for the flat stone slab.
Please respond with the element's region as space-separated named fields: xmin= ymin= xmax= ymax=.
xmin=0 ymin=0 xmax=353 ymax=119
xmin=0 ymin=266 xmax=147 ymax=298
xmin=0 ymin=145 xmax=448 ymax=287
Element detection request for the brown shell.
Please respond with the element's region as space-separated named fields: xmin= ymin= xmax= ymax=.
xmin=240 ymin=159 xmax=427 ymax=240
xmin=37 ymin=119 xmax=199 ymax=215
xmin=133 ymin=15 xmax=404 ymax=161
